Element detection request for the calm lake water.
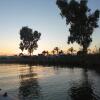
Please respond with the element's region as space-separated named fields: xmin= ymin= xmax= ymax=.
xmin=0 ymin=64 xmax=100 ymax=100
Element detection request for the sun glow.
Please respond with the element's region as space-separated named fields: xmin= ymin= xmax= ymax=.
xmin=0 ymin=48 xmax=20 ymax=56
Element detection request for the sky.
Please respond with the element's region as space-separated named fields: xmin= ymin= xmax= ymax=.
xmin=0 ymin=0 xmax=100 ymax=55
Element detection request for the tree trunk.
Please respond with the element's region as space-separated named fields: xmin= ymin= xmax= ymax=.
xmin=83 ymin=45 xmax=88 ymax=54
xmin=30 ymin=53 xmax=31 ymax=57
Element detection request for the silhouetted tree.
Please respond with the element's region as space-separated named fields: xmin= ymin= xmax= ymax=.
xmin=54 ymin=47 xmax=59 ymax=54
xmin=19 ymin=26 xmax=41 ymax=56
xmin=68 ymin=47 xmax=74 ymax=54
xmin=99 ymin=48 xmax=100 ymax=54
xmin=46 ymin=51 xmax=49 ymax=55
xmin=42 ymin=50 xmax=46 ymax=56
xmin=56 ymin=0 xmax=100 ymax=54
xmin=59 ymin=50 xmax=64 ymax=55
xmin=52 ymin=50 xmax=55 ymax=55
xmin=42 ymin=50 xmax=49 ymax=56
xmin=19 ymin=42 xmax=24 ymax=53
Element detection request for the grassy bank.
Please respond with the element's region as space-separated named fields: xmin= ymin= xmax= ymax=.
xmin=0 ymin=54 xmax=100 ymax=68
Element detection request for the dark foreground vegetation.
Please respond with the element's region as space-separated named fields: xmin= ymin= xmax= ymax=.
xmin=0 ymin=54 xmax=100 ymax=68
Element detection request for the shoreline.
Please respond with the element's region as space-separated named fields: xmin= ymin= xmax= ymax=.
xmin=0 ymin=54 xmax=100 ymax=68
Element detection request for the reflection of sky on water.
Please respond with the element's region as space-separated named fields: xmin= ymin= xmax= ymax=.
xmin=0 ymin=64 xmax=100 ymax=100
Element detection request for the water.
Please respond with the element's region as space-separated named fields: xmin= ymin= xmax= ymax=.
xmin=0 ymin=64 xmax=100 ymax=100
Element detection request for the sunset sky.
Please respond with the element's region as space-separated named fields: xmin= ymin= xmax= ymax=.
xmin=0 ymin=0 xmax=100 ymax=55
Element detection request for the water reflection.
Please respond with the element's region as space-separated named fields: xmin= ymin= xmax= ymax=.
xmin=18 ymin=65 xmax=41 ymax=100
xmin=69 ymin=69 xmax=97 ymax=100
xmin=0 ymin=64 xmax=100 ymax=100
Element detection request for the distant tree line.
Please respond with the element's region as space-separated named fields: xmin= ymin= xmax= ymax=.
xmin=19 ymin=0 xmax=100 ymax=56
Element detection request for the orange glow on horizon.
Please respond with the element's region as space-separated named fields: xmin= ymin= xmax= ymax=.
xmin=0 ymin=44 xmax=98 ymax=56
xmin=0 ymin=48 xmax=20 ymax=56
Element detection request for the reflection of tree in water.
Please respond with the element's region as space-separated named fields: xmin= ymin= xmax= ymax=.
xmin=69 ymin=69 xmax=97 ymax=100
xmin=18 ymin=65 xmax=41 ymax=100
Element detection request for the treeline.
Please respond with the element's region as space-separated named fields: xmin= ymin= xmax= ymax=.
xmin=18 ymin=0 xmax=100 ymax=56
xmin=0 ymin=53 xmax=100 ymax=68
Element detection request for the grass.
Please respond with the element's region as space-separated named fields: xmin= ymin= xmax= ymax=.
xmin=0 ymin=54 xmax=100 ymax=68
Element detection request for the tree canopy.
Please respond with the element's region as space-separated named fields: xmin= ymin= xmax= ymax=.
xmin=19 ymin=26 xmax=41 ymax=56
xmin=56 ymin=0 xmax=100 ymax=53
